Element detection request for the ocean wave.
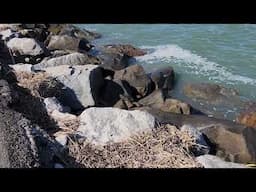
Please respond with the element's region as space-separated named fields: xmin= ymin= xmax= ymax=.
xmin=136 ymin=44 xmax=256 ymax=85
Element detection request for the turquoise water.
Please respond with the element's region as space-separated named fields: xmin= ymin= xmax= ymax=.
xmin=78 ymin=24 xmax=256 ymax=102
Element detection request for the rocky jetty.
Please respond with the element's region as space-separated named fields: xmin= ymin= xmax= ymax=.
xmin=0 ymin=24 xmax=255 ymax=168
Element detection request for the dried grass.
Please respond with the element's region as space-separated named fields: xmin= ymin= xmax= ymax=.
xmin=15 ymin=71 xmax=49 ymax=97
xmin=67 ymin=124 xmax=202 ymax=168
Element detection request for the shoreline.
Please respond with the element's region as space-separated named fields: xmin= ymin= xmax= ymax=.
xmin=0 ymin=24 xmax=255 ymax=168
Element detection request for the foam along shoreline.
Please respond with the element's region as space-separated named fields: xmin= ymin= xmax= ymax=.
xmin=137 ymin=44 xmax=256 ymax=85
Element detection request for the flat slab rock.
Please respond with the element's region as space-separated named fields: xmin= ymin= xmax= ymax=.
xmin=77 ymin=107 xmax=156 ymax=145
xmin=44 ymin=65 xmax=104 ymax=110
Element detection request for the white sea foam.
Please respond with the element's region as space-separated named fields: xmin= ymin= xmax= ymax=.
xmin=137 ymin=44 xmax=256 ymax=85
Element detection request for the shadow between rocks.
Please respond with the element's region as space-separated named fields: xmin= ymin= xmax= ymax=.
xmin=1 ymin=57 xmax=84 ymax=168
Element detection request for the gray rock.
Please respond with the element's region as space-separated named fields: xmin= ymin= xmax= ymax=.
xmin=114 ymin=64 xmax=153 ymax=99
xmin=55 ymin=134 xmax=68 ymax=147
xmin=138 ymin=90 xmax=191 ymax=114
xmin=196 ymin=155 xmax=247 ymax=168
xmin=77 ymin=107 xmax=156 ymax=145
xmin=0 ymin=29 xmax=16 ymax=41
xmin=97 ymin=79 xmax=136 ymax=108
xmin=0 ymin=24 xmax=20 ymax=32
xmin=32 ymin=52 xmax=100 ymax=71
xmin=7 ymin=37 xmax=45 ymax=56
xmin=150 ymin=66 xmax=175 ymax=92
xmin=47 ymin=24 xmax=101 ymax=41
xmin=182 ymin=82 xmax=246 ymax=120
xmin=44 ymin=65 xmax=105 ymax=110
xmin=43 ymin=97 xmax=70 ymax=113
xmin=47 ymin=35 xmax=92 ymax=51
xmin=10 ymin=64 xmax=33 ymax=73
xmin=98 ymin=52 xmax=129 ymax=71
xmin=101 ymin=44 xmax=146 ymax=57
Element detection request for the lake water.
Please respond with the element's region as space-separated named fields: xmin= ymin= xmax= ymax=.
xmin=78 ymin=24 xmax=256 ymax=109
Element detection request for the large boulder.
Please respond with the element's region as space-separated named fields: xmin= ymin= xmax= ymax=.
xmin=0 ymin=79 xmax=13 ymax=107
xmin=32 ymin=52 xmax=100 ymax=71
xmin=44 ymin=65 xmax=105 ymax=111
xmin=135 ymin=107 xmax=256 ymax=164
xmin=183 ymin=83 xmax=240 ymax=105
xmin=114 ymin=64 xmax=153 ymax=99
xmin=196 ymin=155 xmax=247 ymax=168
xmin=97 ymin=79 xmax=132 ymax=108
xmin=98 ymin=52 xmax=129 ymax=71
xmin=138 ymin=90 xmax=191 ymax=114
xmin=47 ymin=24 xmax=101 ymax=41
xmin=101 ymin=44 xmax=146 ymax=57
xmin=236 ymin=102 xmax=256 ymax=129
xmin=46 ymin=35 xmax=93 ymax=52
xmin=77 ymin=107 xmax=156 ymax=145
xmin=149 ymin=66 xmax=175 ymax=93
xmin=182 ymin=83 xmax=246 ymax=120
xmin=7 ymin=37 xmax=46 ymax=56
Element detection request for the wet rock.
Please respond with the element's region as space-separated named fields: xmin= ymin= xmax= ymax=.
xmin=138 ymin=90 xmax=191 ymax=114
xmin=98 ymin=52 xmax=129 ymax=71
xmin=183 ymin=83 xmax=239 ymax=105
xmin=149 ymin=66 xmax=175 ymax=93
xmin=237 ymin=112 xmax=256 ymax=129
xmin=114 ymin=64 xmax=153 ymax=99
xmin=102 ymin=44 xmax=146 ymax=57
xmin=77 ymin=107 xmax=156 ymax=145
xmin=236 ymin=103 xmax=256 ymax=128
xmin=47 ymin=35 xmax=93 ymax=52
xmin=182 ymin=82 xmax=246 ymax=120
